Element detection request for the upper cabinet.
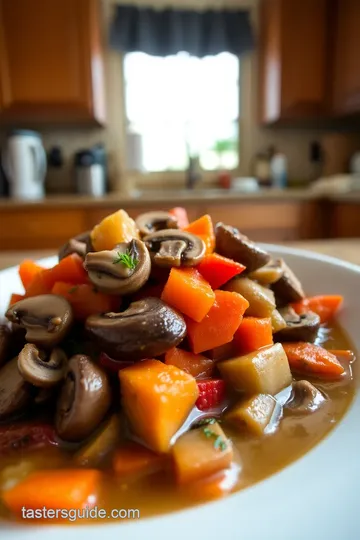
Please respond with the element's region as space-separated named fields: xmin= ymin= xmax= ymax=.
xmin=259 ymin=0 xmax=330 ymax=124
xmin=0 ymin=0 xmax=106 ymax=125
xmin=332 ymin=0 xmax=360 ymax=116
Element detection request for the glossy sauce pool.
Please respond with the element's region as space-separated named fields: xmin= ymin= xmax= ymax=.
xmin=0 ymin=321 xmax=357 ymax=523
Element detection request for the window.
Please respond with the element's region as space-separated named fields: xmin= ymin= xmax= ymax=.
xmin=123 ymin=52 xmax=240 ymax=173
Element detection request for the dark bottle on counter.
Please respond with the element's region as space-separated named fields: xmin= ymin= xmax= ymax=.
xmin=252 ymin=146 xmax=274 ymax=187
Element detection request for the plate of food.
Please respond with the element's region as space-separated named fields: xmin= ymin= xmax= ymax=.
xmin=0 ymin=208 xmax=358 ymax=540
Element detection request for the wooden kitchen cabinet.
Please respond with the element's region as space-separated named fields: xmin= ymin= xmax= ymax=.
xmin=332 ymin=0 xmax=360 ymax=116
xmin=0 ymin=0 xmax=105 ymax=124
xmin=259 ymin=0 xmax=330 ymax=124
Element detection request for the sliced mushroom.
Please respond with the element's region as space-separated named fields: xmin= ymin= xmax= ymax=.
xmin=271 ymin=259 xmax=305 ymax=305
xmin=55 ymin=354 xmax=111 ymax=442
xmin=144 ymin=229 xmax=206 ymax=268
xmin=215 ymin=223 xmax=270 ymax=273
xmin=84 ymin=238 xmax=151 ymax=295
xmin=18 ymin=343 xmax=68 ymax=388
xmin=274 ymin=307 xmax=320 ymax=343
xmin=5 ymin=295 xmax=74 ymax=348
xmin=86 ymin=297 xmax=187 ymax=361
xmin=135 ymin=211 xmax=178 ymax=237
xmin=285 ymin=380 xmax=325 ymax=415
xmin=0 ymin=325 xmax=11 ymax=367
xmin=58 ymin=231 xmax=92 ymax=260
xmin=0 ymin=357 xmax=32 ymax=420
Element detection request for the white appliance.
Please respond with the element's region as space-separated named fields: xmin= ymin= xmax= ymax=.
xmin=1 ymin=129 xmax=47 ymax=199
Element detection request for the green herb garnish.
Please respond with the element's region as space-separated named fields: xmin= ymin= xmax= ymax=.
xmin=202 ymin=425 xmax=227 ymax=451
xmin=68 ymin=286 xmax=78 ymax=294
xmin=113 ymin=249 xmax=139 ymax=270
xmin=196 ymin=417 xmax=217 ymax=427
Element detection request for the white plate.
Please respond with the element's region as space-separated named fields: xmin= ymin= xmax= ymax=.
xmin=0 ymin=245 xmax=359 ymax=540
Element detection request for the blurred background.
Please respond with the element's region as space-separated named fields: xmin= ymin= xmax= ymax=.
xmin=1 ymin=0 xmax=360 ymax=255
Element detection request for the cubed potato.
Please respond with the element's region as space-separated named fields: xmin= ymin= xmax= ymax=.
xmin=271 ymin=309 xmax=287 ymax=333
xmin=224 ymin=277 xmax=276 ymax=317
xmin=218 ymin=343 xmax=292 ymax=396
xmin=172 ymin=422 xmax=233 ymax=484
xmin=225 ymin=394 xmax=276 ymax=435
xmin=248 ymin=264 xmax=284 ymax=285
xmin=119 ymin=360 xmax=199 ymax=453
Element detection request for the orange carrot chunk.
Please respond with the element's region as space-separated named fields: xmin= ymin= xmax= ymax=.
xmin=328 ymin=349 xmax=355 ymax=363
xmin=51 ymin=282 xmax=117 ymax=320
xmin=234 ymin=317 xmax=273 ymax=354
xmin=18 ymin=260 xmax=44 ymax=290
xmin=119 ymin=360 xmax=199 ymax=453
xmin=169 ymin=207 xmax=189 ymax=228
xmin=197 ymin=253 xmax=245 ymax=290
xmin=161 ymin=267 xmax=215 ymax=322
xmin=292 ymin=295 xmax=343 ymax=323
xmin=2 ymin=469 xmax=100 ymax=516
xmin=113 ymin=442 xmax=164 ymax=478
xmin=165 ymin=348 xmax=215 ymax=378
xmin=184 ymin=214 xmax=215 ymax=254
xmin=283 ymin=342 xmax=345 ymax=378
xmin=91 ymin=209 xmax=139 ymax=252
xmin=8 ymin=293 xmax=25 ymax=307
xmin=186 ymin=290 xmax=249 ymax=354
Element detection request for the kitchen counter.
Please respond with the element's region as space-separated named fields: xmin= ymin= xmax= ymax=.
xmin=0 ymin=188 xmax=323 ymax=210
xmin=1 ymin=239 xmax=360 ymax=271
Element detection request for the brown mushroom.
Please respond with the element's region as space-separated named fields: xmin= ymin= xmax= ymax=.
xmin=285 ymin=380 xmax=325 ymax=415
xmin=5 ymin=295 xmax=74 ymax=348
xmin=86 ymin=297 xmax=187 ymax=361
xmin=84 ymin=238 xmax=151 ymax=295
xmin=0 ymin=357 xmax=32 ymax=420
xmin=0 ymin=325 xmax=11 ymax=367
xmin=271 ymin=259 xmax=305 ymax=305
xmin=274 ymin=306 xmax=320 ymax=343
xmin=215 ymin=223 xmax=271 ymax=273
xmin=144 ymin=229 xmax=205 ymax=268
xmin=58 ymin=231 xmax=92 ymax=260
xmin=18 ymin=343 xmax=68 ymax=388
xmin=55 ymin=354 xmax=111 ymax=442
xmin=135 ymin=211 xmax=178 ymax=237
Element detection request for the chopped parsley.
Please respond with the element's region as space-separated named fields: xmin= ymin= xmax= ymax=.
xmin=68 ymin=286 xmax=78 ymax=294
xmin=113 ymin=248 xmax=139 ymax=270
xmin=195 ymin=417 xmax=217 ymax=427
xmin=202 ymin=425 xmax=227 ymax=452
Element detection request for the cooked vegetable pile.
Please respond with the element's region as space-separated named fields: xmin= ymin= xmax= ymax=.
xmin=0 ymin=207 xmax=352 ymax=519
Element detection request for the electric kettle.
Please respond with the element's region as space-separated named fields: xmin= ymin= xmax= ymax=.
xmin=2 ymin=129 xmax=47 ymax=199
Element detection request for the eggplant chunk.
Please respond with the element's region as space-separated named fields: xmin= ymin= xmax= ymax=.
xmin=271 ymin=259 xmax=305 ymax=305
xmin=172 ymin=422 xmax=233 ymax=484
xmin=224 ymin=277 xmax=275 ymax=317
xmin=274 ymin=307 xmax=320 ymax=343
xmin=218 ymin=343 xmax=292 ymax=396
xmin=225 ymin=394 xmax=276 ymax=436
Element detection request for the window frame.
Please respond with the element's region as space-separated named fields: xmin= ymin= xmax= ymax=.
xmin=119 ymin=51 xmax=253 ymax=190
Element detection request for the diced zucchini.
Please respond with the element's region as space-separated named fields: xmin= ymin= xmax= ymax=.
xmin=218 ymin=343 xmax=292 ymax=395
xmin=271 ymin=309 xmax=287 ymax=333
xmin=172 ymin=421 xmax=233 ymax=484
xmin=224 ymin=277 xmax=275 ymax=317
xmin=225 ymin=394 xmax=276 ymax=435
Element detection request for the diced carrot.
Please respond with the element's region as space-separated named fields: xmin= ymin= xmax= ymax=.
xmin=8 ymin=293 xmax=25 ymax=307
xmin=113 ymin=442 xmax=164 ymax=478
xmin=197 ymin=253 xmax=245 ymax=289
xmin=292 ymin=295 xmax=343 ymax=323
xmin=119 ymin=359 xmax=199 ymax=453
xmin=42 ymin=254 xmax=89 ymax=289
xmin=283 ymin=342 xmax=345 ymax=378
xmin=91 ymin=209 xmax=139 ymax=252
xmin=24 ymin=271 xmax=52 ymax=297
xmin=168 ymin=207 xmax=189 ymax=228
xmin=234 ymin=317 xmax=273 ymax=354
xmin=186 ymin=468 xmax=238 ymax=501
xmin=165 ymin=348 xmax=215 ymax=378
xmin=186 ymin=290 xmax=249 ymax=354
xmin=2 ymin=469 xmax=100 ymax=515
xmin=51 ymin=282 xmax=116 ymax=321
xmin=328 ymin=350 xmax=355 ymax=363
xmin=161 ymin=267 xmax=215 ymax=322
xmin=184 ymin=215 xmax=215 ymax=254
xmin=18 ymin=260 xmax=44 ymax=290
